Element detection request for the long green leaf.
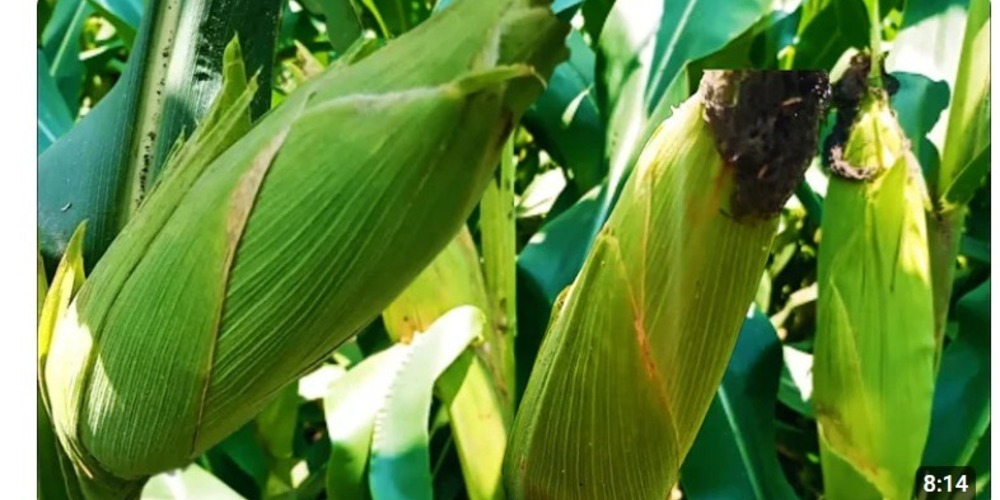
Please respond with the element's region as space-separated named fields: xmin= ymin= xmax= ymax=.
xmin=786 ymin=0 xmax=870 ymax=71
xmin=521 ymin=29 xmax=605 ymax=193
xmin=141 ymin=465 xmax=244 ymax=499
xmin=369 ymin=307 xmax=485 ymax=500
xmin=922 ymin=280 xmax=990 ymax=466
xmin=86 ymin=0 xmax=144 ymax=48
xmin=256 ymin=385 xmax=302 ymax=496
xmin=938 ymin=0 xmax=990 ymax=207
xmin=41 ymin=0 xmax=91 ymax=112
xmin=889 ymin=72 xmax=951 ymax=179
xmin=324 ymin=307 xmax=490 ymax=499
xmin=38 ymin=0 xmax=284 ymax=270
xmin=324 ymin=347 xmax=409 ymax=500
xmin=681 ymin=308 xmax=798 ymax=500
xmin=315 ymin=0 xmax=364 ymax=53
xmin=204 ymin=423 xmax=270 ymax=498
xmin=886 ymin=0 xmax=971 ymax=159
xmin=38 ymin=49 xmax=75 ymax=156
xmin=383 ymin=230 xmax=509 ymax=500
xmin=436 ymin=352 xmax=508 ymax=500
xmin=367 ymin=0 xmax=434 ymax=37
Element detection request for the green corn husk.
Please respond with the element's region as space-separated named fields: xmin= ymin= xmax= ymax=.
xmin=813 ymin=64 xmax=936 ymax=500
xmin=40 ymin=1 xmax=568 ymax=496
xmin=504 ymin=70 xmax=829 ymax=499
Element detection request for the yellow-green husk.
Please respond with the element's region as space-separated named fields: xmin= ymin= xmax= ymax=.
xmin=813 ymin=90 xmax=936 ymax=500
xmin=504 ymin=72 xmax=822 ymax=499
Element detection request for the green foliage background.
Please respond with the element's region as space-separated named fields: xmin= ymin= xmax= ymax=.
xmin=37 ymin=0 xmax=989 ymax=498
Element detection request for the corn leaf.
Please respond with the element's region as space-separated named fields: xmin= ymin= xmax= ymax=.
xmin=40 ymin=0 xmax=91 ymax=113
xmin=256 ymin=385 xmax=303 ymax=496
xmin=681 ymin=307 xmax=798 ymax=500
xmin=324 ymin=307 xmax=490 ymax=499
xmin=521 ymin=30 xmax=605 ymax=192
xmin=969 ymin=424 xmax=991 ymax=494
xmin=938 ymin=0 xmax=990 ymax=208
xmin=889 ymin=72 xmax=950 ymax=180
xmin=204 ymin=423 xmax=270 ymax=498
xmin=383 ymin=229 xmax=509 ymax=499
xmin=314 ymin=0 xmax=364 ymax=53
xmin=369 ymin=307 xmax=486 ymax=500
xmin=787 ymin=0 xmax=870 ymax=71
xmin=141 ymin=465 xmax=244 ymax=500
xmin=38 ymin=0 xmax=284 ymax=270
xmin=922 ymin=280 xmax=990 ymax=466
xmin=362 ymin=0 xmax=435 ymax=38
xmin=886 ymin=0 xmax=972 ymax=159
xmin=942 ymin=144 xmax=990 ymax=209
xmin=324 ymin=346 xmax=410 ymax=500
xmin=38 ymin=49 xmax=75 ymax=156
xmin=436 ymin=352 xmax=509 ymax=500
xmin=86 ymin=0 xmax=144 ymax=48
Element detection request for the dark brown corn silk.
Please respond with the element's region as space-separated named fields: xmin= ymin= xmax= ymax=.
xmin=823 ymin=52 xmax=901 ymax=180
xmin=700 ymin=70 xmax=831 ymax=221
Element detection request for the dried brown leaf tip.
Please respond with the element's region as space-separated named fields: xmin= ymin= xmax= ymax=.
xmin=823 ymin=52 xmax=901 ymax=181
xmin=700 ymin=70 xmax=831 ymax=221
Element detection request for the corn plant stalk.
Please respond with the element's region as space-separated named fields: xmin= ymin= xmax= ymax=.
xmin=505 ymin=70 xmax=829 ymax=499
xmin=926 ymin=0 xmax=990 ymax=362
xmin=479 ymin=135 xmax=519 ymax=413
xmin=41 ymin=1 xmax=569 ymax=496
xmin=813 ymin=61 xmax=936 ymax=499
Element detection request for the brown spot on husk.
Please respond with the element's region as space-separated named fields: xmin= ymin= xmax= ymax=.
xmin=822 ymin=52 xmax=900 ymax=181
xmin=701 ymin=70 xmax=831 ymax=221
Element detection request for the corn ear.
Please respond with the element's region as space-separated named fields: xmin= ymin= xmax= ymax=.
xmin=813 ymin=58 xmax=936 ymax=500
xmin=42 ymin=1 xmax=568 ymax=495
xmin=504 ymin=71 xmax=829 ymax=499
